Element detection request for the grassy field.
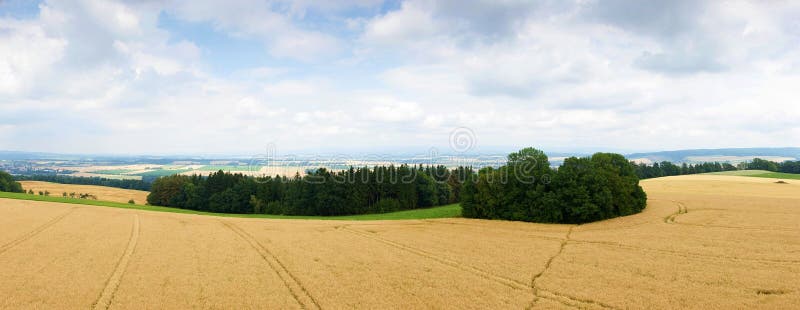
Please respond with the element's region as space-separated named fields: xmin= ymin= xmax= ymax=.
xmin=707 ymin=170 xmax=800 ymax=180
xmin=0 ymin=191 xmax=461 ymax=220
xmin=752 ymin=172 xmax=800 ymax=180
xmin=1 ymin=174 xmax=798 ymax=308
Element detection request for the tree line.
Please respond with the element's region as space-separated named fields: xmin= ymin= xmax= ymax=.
xmin=743 ymin=158 xmax=800 ymax=173
xmin=634 ymin=158 xmax=800 ymax=180
xmin=0 ymin=171 xmax=23 ymax=193
xmin=13 ymin=174 xmax=151 ymax=191
xmin=147 ymin=165 xmax=474 ymax=216
xmin=461 ymin=148 xmax=647 ymax=224
xmin=634 ymin=161 xmax=738 ymax=179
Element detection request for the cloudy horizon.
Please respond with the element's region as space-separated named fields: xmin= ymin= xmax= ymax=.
xmin=1 ymin=0 xmax=798 ymax=156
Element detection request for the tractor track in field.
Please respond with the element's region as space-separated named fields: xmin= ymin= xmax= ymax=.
xmin=340 ymin=225 xmax=528 ymax=290
xmin=424 ymin=219 xmax=571 ymax=233
xmin=569 ymin=239 xmax=800 ymax=264
xmin=527 ymin=228 xmax=618 ymax=310
xmin=220 ymin=220 xmax=321 ymax=310
xmin=672 ymin=221 xmax=799 ymax=232
xmin=664 ymin=200 xmax=688 ymax=224
xmin=659 ymin=202 xmax=799 ymax=232
xmin=529 ymin=226 xmax=573 ymax=309
xmin=340 ymin=225 xmax=610 ymax=309
xmin=0 ymin=207 xmax=77 ymax=256
xmin=354 ymin=221 xmax=567 ymax=242
xmin=93 ymin=214 xmax=140 ymax=310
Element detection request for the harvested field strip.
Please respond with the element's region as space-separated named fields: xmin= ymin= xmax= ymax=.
xmin=18 ymin=181 xmax=149 ymax=205
xmin=0 ymin=207 xmax=76 ymax=256
xmin=220 ymin=220 xmax=321 ymax=310
xmin=93 ymin=214 xmax=140 ymax=310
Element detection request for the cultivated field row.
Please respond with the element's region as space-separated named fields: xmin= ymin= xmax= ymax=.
xmin=0 ymin=174 xmax=798 ymax=309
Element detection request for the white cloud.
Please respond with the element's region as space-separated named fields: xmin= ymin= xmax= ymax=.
xmin=0 ymin=19 xmax=66 ymax=95
xmin=0 ymin=0 xmax=799 ymax=154
xmin=165 ymin=0 xmax=344 ymax=62
xmin=366 ymin=97 xmax=423 ymax=122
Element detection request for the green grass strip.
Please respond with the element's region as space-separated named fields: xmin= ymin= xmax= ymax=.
xmin=748 ymin=172 xmax=800 ymax=180
xmin=706 ymin=170 xmax=800 ymax=180
xmin=0 ymin=191 xmax=461 ymax=220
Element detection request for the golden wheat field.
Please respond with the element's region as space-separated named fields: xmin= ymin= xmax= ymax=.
xmin=0 ymin=175 xmax=798 ymax=309
xmin=18 ymin=181 xmax=149 ymax=205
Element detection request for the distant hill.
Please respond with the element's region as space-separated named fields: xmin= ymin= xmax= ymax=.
xmin=626 ymin=147 xmax=800 ymax=164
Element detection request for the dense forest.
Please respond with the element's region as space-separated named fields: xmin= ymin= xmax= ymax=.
xmin=634 ymin=161 xmax=738 ymax=179
xmin=13 ymin=174 xmax=152 ymax=191
xmin=148 ymin=165 xmax=473 ymax=216
xmin=0 ymin=171 xmax=24 ymax=193
xmin=461 ymin=148 xmax=647 ymax=224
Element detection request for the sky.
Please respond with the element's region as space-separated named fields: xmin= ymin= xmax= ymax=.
xmin=0 ymin=0 xmax=798 ymax=156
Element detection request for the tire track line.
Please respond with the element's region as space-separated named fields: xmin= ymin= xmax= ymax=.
xmin=672 ymin=221 xmax=799 ymax=232
xmin=340 ymin=226 xmax=528 ymax=290
xmin=534 ymin=289 xmax=616 ymax=310
xmin=528 ymin=228 xmax=617 ymax=310
xmin=660 ymin=202 xmax=799 ymax=232
xmin=219 ymin=220 xmax=321 ymax=310
xmin=576 ymin=198 xmax=682 ymax=232
xmin=338 ymin=225 xmax=608 ymax=308
xmin=529 ymin=226 xmax=574 ymax=308
xmin=575 ymin=219 xmax=657 ymax=232
xmin=569 ymin=239 xmax=800 ymax=264
xmin=664 ymin=200 xmax=688 ymax=224
xmin=424 ymin=219 xmax=571 ymax=234
xmin=0 ymin=207 xmax=77 ymax=256
xmin=395 ymin=221 xmax=569 ymax=242
xmin=93 ymin=214 xmax=140 ymax=310
xmin=340 ymin=226 xmax=608 ymax=309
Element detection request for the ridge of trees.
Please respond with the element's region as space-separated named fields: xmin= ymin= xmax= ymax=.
xmin=461 ymin=148 xmax=647 ymax=224
xmin=634 ymin=158 xmax=800 ymax=179
xmin=0 ymin=171 xmax=24 ymax=193
xmin=634 ymin=161 xmax=738 ymax=179
xmin=744 ymin=158 xmax=800 ymax=173
xmin=147 ymin=165 xmax=473 ymax=216
xmin=13 ymin=174 xmax=152 ymax=191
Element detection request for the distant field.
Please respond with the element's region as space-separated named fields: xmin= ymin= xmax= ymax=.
xmin=707 ymin=170 xmax=800 ymax=180
xmin=91 ymin=169 xmax=138 ymax=175
xmin=0 ymin=175 xmax=797 ymax=308
xmin=196 ymin=165 xmax=259 ymax=172
xmin=18 ymin=181 xmax=149 ymax=205
xmin=133 ymin=169 xmax=192 ymax=177
xmin=685 ymin=155 xmax=795 ymax=163
xmin=68 ymin=172 xmax=143 ymax=180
